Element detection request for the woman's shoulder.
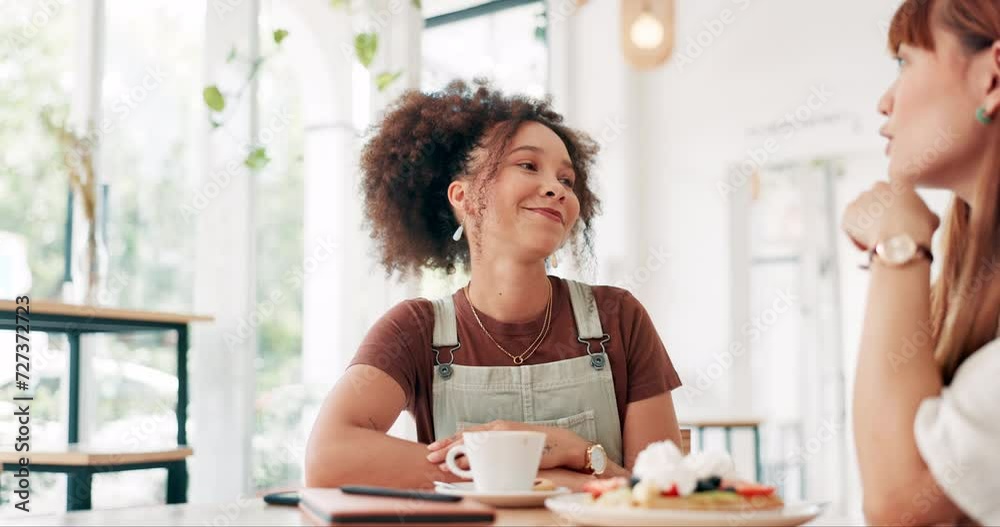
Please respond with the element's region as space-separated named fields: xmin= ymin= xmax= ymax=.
xmin=561 ymin=279 xmax=645 ymax=321
xmin=367 ymin=297 xmax=435 ymax=337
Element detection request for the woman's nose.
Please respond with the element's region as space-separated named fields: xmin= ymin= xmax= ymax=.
xmin=877 ymin=82 xmax=895 ymax=117
xmin=542 ymin=177 xmax=565 ymax=200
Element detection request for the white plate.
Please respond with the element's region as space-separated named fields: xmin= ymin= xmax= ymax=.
xmin=433 ymin=481 xmax=571 ymax=508
xmin=544 ymin=493 xmax=828 ymax=527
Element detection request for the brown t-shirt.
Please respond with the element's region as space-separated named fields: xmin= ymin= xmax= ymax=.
xmin=349 ymin=276 xmax=682 ymax=444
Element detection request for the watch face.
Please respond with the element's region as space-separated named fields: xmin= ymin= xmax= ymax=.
xmin=591 ymin=445 xmax=607 ymax=472
xmin=881 ymin=235 xmax=918 ymax=265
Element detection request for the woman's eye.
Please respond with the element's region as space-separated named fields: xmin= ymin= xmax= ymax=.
xmin=894 ymin=56 xmax=906 ymax=69
xmin=518 ymin=162 xmax=537 ymax=171
xmin=560 ymin=178 xmax=575 ymax=188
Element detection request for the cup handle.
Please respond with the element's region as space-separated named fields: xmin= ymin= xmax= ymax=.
xmin=445 ymin=445 xmax=473 ymax=480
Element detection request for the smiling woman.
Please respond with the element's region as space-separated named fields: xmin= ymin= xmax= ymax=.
xmin=305 ymin=80 xmax=684 ymax=491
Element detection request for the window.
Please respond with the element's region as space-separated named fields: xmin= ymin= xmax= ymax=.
xmin=0 ymin=0 xmax=206 ymax=514
xmin=423 ymin=0 xmax=548 ymax=97
xmin=0 ymin=0 xmax=78 ymax=515
xmin=0 ymin=0 xmax=78 ymax=300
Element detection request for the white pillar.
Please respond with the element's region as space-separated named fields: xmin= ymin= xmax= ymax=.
xmin=190 ymin=0 xmax=260 ymax=502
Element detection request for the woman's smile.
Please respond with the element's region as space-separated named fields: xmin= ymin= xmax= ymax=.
xmin=525 ymin=207 xmax=564 ymax=225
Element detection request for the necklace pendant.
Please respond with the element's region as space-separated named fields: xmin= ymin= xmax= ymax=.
xmin=513 ymin=356 xmax=524 ymax=365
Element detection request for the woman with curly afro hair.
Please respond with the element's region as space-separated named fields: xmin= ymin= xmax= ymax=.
xmin=306 ymin=80 xmax=683 ymax=491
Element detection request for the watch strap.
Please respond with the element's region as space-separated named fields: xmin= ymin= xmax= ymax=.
xmin=861 ymin=243 xmax=933 ymax=270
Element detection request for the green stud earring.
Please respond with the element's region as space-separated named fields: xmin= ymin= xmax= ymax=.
xmin=976 ymin=107 xmax=993 ymax=125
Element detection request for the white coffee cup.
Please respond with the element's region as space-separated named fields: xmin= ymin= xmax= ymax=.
xmin=444 ymin=431 xmax=546 ymax=492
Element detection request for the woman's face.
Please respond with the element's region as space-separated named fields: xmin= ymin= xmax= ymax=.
xmin=459 ymin=121 xmax=581 ymax=263
xmin=878 ymin=23 xmax=998 ymax=197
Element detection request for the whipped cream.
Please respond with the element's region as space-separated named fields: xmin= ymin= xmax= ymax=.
xmin=631 ymin=440 xmax=737 ymax=496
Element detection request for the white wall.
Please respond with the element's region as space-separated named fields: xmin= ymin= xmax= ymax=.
xmin=634 ymin=0 xmax=901 ymax=415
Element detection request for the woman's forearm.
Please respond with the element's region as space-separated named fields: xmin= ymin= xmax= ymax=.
xmin=854 ymin=261 xmax=942 ymax=514
xmin=305 ymin=425 xmax=464 ymax=490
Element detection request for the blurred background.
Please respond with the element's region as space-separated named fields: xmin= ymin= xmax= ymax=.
xmin=0 ymin=0 xmax=947 ymax=520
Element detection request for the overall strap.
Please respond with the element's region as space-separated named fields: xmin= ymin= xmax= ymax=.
xmin=431 ymin=296 xmax=459 ymax=348
xmin=430 ymin=296 xmax=460 ymax=379
xmin=565 ymin=279 xmax=610 ymax=370
xmin=565 ymin=279 xmax=605 ymax=339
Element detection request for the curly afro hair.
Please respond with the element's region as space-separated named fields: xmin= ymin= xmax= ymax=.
xmin=360 ymin=79 xmax=602 ymax=276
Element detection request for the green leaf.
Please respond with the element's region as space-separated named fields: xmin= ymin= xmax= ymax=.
xmin=244 ymin=147 xmax=271 ymax=170
xmin=273 ymin=29 xmax=289 ymax=45
xmin=535 ymin=24 xmax=546 ymax=43
xmin=411 ymin=0 xmax=421 ymax=8
xmin=203 ymin=86 xmax=225 ymax=112
xmin=226 ymin=46 xmax=238 ymax=63
xmin=375 ymin=71 xmax=403 ymax=92
xmin=330 ymin=0 xmax=348 ymax=7
xmin=354 ymin=32 xmax=377 ymax=68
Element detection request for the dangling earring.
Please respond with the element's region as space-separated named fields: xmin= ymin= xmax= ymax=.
xmin=452 ymin=224 xmax=464 ymax=241
xmin=977 ymin=107 xmax=994 ymax=125
xmin=549 ymin=251 xmax=559 ymax=269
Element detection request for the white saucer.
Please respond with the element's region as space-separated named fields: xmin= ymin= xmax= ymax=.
xmin=433 ymin=481 xmax=571 ymax=508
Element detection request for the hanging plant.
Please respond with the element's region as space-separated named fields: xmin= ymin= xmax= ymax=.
xmin=332 ymin=0 xmax=420 ymax=91
xmin=202 ymin=28 xmax=290 ymax=170
xmin=202 ymin=1 xmax=419 ymax=169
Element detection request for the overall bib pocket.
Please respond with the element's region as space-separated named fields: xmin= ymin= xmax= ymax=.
xmin=457 ymin=409 xmax=598 ymax=443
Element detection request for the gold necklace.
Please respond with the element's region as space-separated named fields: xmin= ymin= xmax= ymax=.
xmin=464 ymin=279 xmax=553 ymax=365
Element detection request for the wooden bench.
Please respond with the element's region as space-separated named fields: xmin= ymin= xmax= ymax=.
xmin=1 ymin=445 xmax=193 ymax=510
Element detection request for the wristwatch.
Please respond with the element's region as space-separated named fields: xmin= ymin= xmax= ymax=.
xmin=583 ymin=443 xmax=608 ymax=476
xmin=862 ymin=234 xmax=933 ymax=269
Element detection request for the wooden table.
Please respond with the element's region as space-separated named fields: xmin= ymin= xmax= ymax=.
xmin=7 ymin=499 xmax=863 ymax=526
xmin=0 ymin=299 xmax=212 ymax=509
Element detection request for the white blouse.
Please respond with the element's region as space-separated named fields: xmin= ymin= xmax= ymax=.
xmin=914 ymin=336 xmax=1000 ymax=525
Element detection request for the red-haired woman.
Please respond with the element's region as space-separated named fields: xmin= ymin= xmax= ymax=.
xmin=843 ymin=0 xmax=1000 ymax=524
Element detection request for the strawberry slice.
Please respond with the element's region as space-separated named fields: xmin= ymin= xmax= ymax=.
xmin=583 ymin=477 xmax=628 ymax=499
xmin=659 ymin=483 xmax=679 ymax=497
xmin=733 ymin=482 xmax=776 ymax=497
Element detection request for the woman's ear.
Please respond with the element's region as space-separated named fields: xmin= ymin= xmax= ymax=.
xmin=983 ymin=41 xmax=1000 ymax=117
xmin=447 ymin=179 xmax=468 ymax=220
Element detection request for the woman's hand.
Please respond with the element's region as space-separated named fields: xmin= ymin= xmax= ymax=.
xmin=841 ymin=181 xmax=940 ymax=251
xmin=425 ymin=420 xmax=590 ymax=472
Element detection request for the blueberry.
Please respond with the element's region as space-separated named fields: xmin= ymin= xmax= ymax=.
xmin=629 ymin=476 xmax=641 ymax=488
xmin=694 ymin=476 xmax=722 ymax=492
